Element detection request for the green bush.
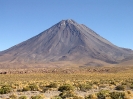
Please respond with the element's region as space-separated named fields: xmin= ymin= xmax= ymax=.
xmin=29 ymin=84 xmax=38 ymax=91
xmin=18 ymin=96 xmax=27 ymax=99
xmin=0 ymin=85 xmax=11 ymax=94
xmin=31 ymin=95 xmax=44 ymax=99
xmin=22 ymin=84 xmax=38 ymax=91
xmin=110 ymin=92 xmax=125 ymax=99
xmin=59 ymin=91 xmax=83 ymax=99
xmin=79 ymin=84 xmax=92 ymax=91
xmin=97 ymin=90 xmax=110 ymax=99
xmin=58 ymin=84 xmax=74 ymax=92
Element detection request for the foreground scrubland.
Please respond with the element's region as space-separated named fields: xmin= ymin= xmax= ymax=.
xmin=0 ymin=67 xmax=133 ymax=99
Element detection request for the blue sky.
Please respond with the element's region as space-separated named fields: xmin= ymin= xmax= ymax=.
xmin=0 ymin=0 xmax=133 ymax=51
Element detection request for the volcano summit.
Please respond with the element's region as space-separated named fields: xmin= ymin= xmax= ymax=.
xmin=0 ymin=19 xmax=133 ymax=67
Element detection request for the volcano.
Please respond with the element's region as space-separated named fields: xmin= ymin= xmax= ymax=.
xmin=0 ymin=19 xmax=133 ymax=67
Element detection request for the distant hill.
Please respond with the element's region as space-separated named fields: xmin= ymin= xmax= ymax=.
xmin=0 ymin=19 xmax=133 ymax=68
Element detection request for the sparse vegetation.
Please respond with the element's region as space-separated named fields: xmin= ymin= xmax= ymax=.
xmin=58 ymin=84 xmax=74 ymax=92
xmin=0 ymin=67 xmax=133 ymax=99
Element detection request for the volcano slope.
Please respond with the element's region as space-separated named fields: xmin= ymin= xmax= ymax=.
xmin=0 ymin=19 xmax=133 ymax=68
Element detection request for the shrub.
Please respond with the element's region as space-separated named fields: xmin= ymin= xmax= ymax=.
xmin=93 ymin=81 xmax=99 ymax=85
xmin=110 ymin=92 xmax=125 ymax=99
xmin=97 ymin=90 xmax=110 ymax=99
xmin=59 ymin=91 xmax=75 ymax=98
xmin=22 ymin=84 xmax=39 ymax=91
xmin=9 ymin=94 xmax=17 ymax=99
xmin=124 ymin=91 xmax=132 ymax=99
xmin=42 ymin=87 xmax=49 ymax=92
xmin=79 ymin=84 xmax=92 ymax=91
xmin=110 ymin=81 xmax=116 ymax=85
xmin=46 ymin=83 xmax=58 ymax=88
xmin=115 ymin=85 xmax=125 ymax=91
xmin=85 ymin=94 xmax=97 ymax=99
xmin=130 ymin=84 xmax=133 ymax=89
xmin=73 ymin=95 xmax=84 ymax=99
xmin=29 ymin=84 xmax=38 ymax=91
xmin=18 ymin=96 xmax=27 ymax=99
xmin=22 ymin=86 xmax=31 ymax=91
xmin=58 ymin=84 xmax=74 ymax=92
xmin=0 ymin=85 xmax=11 ymax=94
xmin=60 ymin=92 xmax=83 ymax=99
xmin=31 ymin=95 xmax=44 ymax=99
